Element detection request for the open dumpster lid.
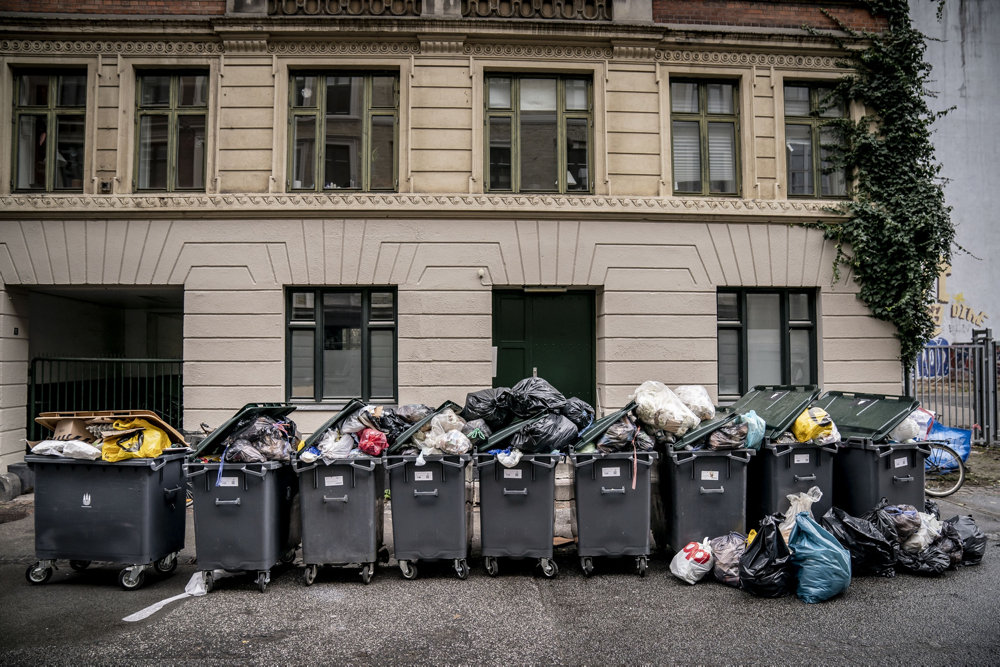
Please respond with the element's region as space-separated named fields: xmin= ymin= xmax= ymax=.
xmin=812 ymin=391 xmax=919 ymax=442
xmin=388 ymin=400 xmax=464 ymax=453
xmin=571 ymin=401 xmax=637 ymax=450
xmin=302 ymin=398 xmax=367 ymax=449
xmin=190 ymin=403 xmax=297 ymax=458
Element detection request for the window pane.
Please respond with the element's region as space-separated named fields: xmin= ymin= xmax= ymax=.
xmin=718 ymin=329 xmax=740 ymax=396
xmin=293 ymin=75 xmax=318 ymax=108
xmin=290 ymin=330 xmax=315 ymax=399
xmin=747 ymin=293 xmax=782 ymax=388
xmin=785 ymin=124 xmax=813 ymax=196
xmin=565 ymin=117 xmax=589 ymax=192
xmin=323 ymin=292 xmax=363 ymax=398
xmin=488 ymin=77 xmax=511 ymax=109
xmin=671 ymin=81 xmax=698 ymax=113
xmin=783 ymin=85 xmax=810 ymax=116
xmin=818 ymin=87 xmax=842 ymax=117
xmin=291 ymin=292 xmax=315 ymax=321
xmin=370 ymin=292 xmax=394 ymax=321
xmin=371 ymin=76 xmax=395 ymax=108
xmin=178 ymin=75 xmax=208 ymax=107
xmin=327 ymin=76 xmax=360 ymax=115
xmin=176 ymin=115 xmax=206 ymax=189
xmin=717 ymin=292 xmax=738 ymax=321
xmin=708 ymin=122 xmax=736 ymax=194
xmin=292 ymin=115 xmax=316 ymax=189
xmin=58 ymin=74 xmax=87 ymax=107
xmin=706 ymin=83 xmax=734 ymax=114
xmin=819 ymin=126 xmax=846 ymax=197
xmin=18 ymin=74 xmax=49 ymax=106
xmin=790 ymin=329 xmax=812 ymax=385
xmin=519 ymin=103 xmax=557 ymax=191
xmin=519 ymin=78 xmax=556 ymax=111
xmin=370 ymin=115 xmax=395 ymax=190
xmin=488 ymin=117 xmax=512 ymax=190
xmin=138 ymin=115 xmax=169 ymax=189
xmin=54 ymin=116 xmax=85 ymax=190
xmin=672 ymin=120 xmax=701 ymax=192
xmin=788 ymin=293 xmax=810 ymax=321
xmin=140 ymin=75 xmax=171 ymax=106
xmin=565 ymin=79 xmax=588 ymax=111
xmin=324 ymin=113 xmax=360 ymax=189
xmin=369 ymin=329 xmax=395 ymax=399
xmin=15 ymin=115 xmax=47 ymax=189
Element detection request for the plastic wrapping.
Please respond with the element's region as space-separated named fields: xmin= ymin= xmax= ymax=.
xmin=885 ymin=504 xmax=922 ymax=542
xmin=31 ymin=440 xmax=102 ymax=460
xmin=434 ymin=429 xmax=472 ymax=455
xmin=358 ymin=429 xmax=388 ymax=457
xmin=559 ymin=397 xmax=595 ymax=431
xmin=316 ymin=429 xmax=355 ymax=463
xmin=397 ymin=404 xmax=433 ymax=423
xmin=889 ymin=417 xmax=919 ymax=442
xmin=224 ymin=439 xmax=267 ymax=463
xmin=943 ymin=515 xmax=986 ymax=565
xmin=788 ymin=512 xmax=852 ymax=603
xmin=742 ymin=411 xmax=766 ymax=450
xmin=820 ymin=507 xmax=896 ymax=578
xmin=779 ymin=486 xmax=823 ymax=545
xmin=710 ymin=531 xmax=747 ymax=587
xmin=673 ymin=385 xmax=716 ymax=421
xmin=861 ymin=498 xmax=901 ymax=547
xmin=340 ymin=410 xmax=367 ymax=434
xmin=358 ymin=407 xmax=410 ymax=446
xmin=510 ymin=414 xmax=578 ymax=453
xmin=669 ymin=539 xmax=715 ymax=585
xmin=430 ymin=409 xmax=465 ymax=434
xmin=708 ymin=419 xmax=748 ymax=450
xmin=896 ymin=545 xmax=950 ymax=576
xmin=462 ymin=387 xmax=513 ymax=429
xmin=792 ymin=407 xmax=835 ymax=443
xmin=902 ymin=512 xmax=942 ymax=553
xmin=631 ymin=381 xmax=699 ymax=435
xmin=739 ymin=514 xmax=794 ymax=598
xmin=933 ymin=521 xmax=964 ymax=569
xmin=102 ymin=418 xmax=172 ymax=462
xmin=596 ymin=414 xmax=654 ymax=453
xmin=509 ymin=377 xmax=568 ymax=418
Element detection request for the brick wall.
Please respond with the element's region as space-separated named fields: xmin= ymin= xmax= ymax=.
xmin=0 ymin=0 xmax=225 ymax=14
xmin=653 ymin=1 xmax=888 ymax=31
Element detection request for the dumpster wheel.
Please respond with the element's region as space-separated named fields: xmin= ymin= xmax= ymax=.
xmin=580 ymin=557 xmax=594 ymax=577
xmin=454 ymin=559 xmax=469 ymax=580
xmin=204 ymin=571 xmax=214 ymax=593
xmin=540 ymin=558 xmax=558 ymax=578
xmin=303 ymin=564 xmax=318 ymax=586
xmin=25 ymin=562 xmax=53 ymax=585
xmin=256 ymin=571 xmax=270 ymax=593
xmin=69 ymin=560 xmax=91 ymax=572
xmin=153 ymin=553 xmax=178 ymax=575
xmin=484 ymin=556 xmax=499 ymax=577
xmin=360 ymin=563 xmax=374 ymax=585
xmin=399 ymin=560 xmax=418 ymax=580
xmin=636 ymin=556 xmax=648 ymax=577
xmin=118 ymin=567 xmax=146 ymax=591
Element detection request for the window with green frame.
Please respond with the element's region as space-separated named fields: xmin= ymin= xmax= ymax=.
xmin=485 ymin=74 xmax=592 ymax=193
xmin=288 ymin=72 xmax=398 ymax=192
xmin=784 ymin=83 xmax=847 ymax=198
xmin=286 ymin=288 xmax=397 ymax=403
xmin=717 ymin=289 xmax=817 ymax=401
xmin=135 ymin=71 xmax=208 ymax=191
xmin=12 ymin=71 xmax=86 ymax=192
xmin=670 ymin=79 xmax=740 ymax=196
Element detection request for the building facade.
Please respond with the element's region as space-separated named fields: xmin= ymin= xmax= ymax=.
xmin=0 ymin=0 xmax=900 ymax=470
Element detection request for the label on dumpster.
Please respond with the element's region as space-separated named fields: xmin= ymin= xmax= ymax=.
xmin=218 ymin=477 xmax=238 ymax=487
xmin=325 ymin=476 xmax=344 ymax=487
xmin=794 ymin=454 xmax=810 ymax=464
xmin=602 ymin=467 xmax=621 ymax=478
xmin=701 ymin=470 xmax=719 ymax=481
xmin=503 ymin=469 xmax=522 ymax=479
xmin=414 ymin=471 xmax=434 ymax=482
xmin=894 ymin=456 xmax=909 ymax=469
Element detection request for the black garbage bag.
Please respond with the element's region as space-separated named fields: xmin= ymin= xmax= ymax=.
xmin=224 ymin=438 xmax=267 ymax=463
xmin=510 ymin=414 xmax=578 ymax=453
xmin=462 ymin=419 xmax=492 ymax=449
xmin=359 ymin=408 xmax=410 ymax=446
xmin=933 ymin=522 xmax=964 ymax=569
xmin=862 ymin=498 xmax=901 ymax=547
xmin=896 ymin=545 xmax=950 ymax=576
xmin=821 ymin=507 xmax=896 ymax=578
xmin=509 ymin=377 xmax=567 ymax=418
xmin=596 ymin=414 xmax=654 ymax=453
xmin=462 ymin=388 xmax=513 ymax=430
xmin=560 ymin=397 xmax=595 ymax=431
xmin=710 ymin=531 xmax=747 ymax=587
xmin=739 ymin=514 xmax=794 ymax=597
xmin=884 ymin=504 xmax=922 ymax=542
xmin=397 ymin=404 xmax=433 ymax=423
xmin=924 ymin=499 xmax=941 ymax=520
xmin=944 ymin=515 xmax=987 ymax=565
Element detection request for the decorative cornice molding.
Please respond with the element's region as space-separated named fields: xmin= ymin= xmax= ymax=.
xmin=463 ymin=43 xmax=613 ymax=59
xmin=419 ymin=35 xmax=466 ymax=55
xmin=0 ymin=38 xmax=223 ymax=55
xmin=267 ymin=40 xmax=420 ymax=55
xmin=656 ymin=49 xmax=839 ymax=69
xmin=221 ymin=37 xmax=270 ymax=53
xmin=612 ymin=40 xmax=658 ymax=61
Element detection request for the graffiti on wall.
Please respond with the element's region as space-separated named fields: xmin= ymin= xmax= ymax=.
xmin=929 ymin=262 xmax=990 ymax=339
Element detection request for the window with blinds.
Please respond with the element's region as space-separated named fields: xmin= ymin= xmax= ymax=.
xmin=670 ymin=80 xmax=739 ymax=196
xmin=783 ymin=83 xmax=847 ymax=198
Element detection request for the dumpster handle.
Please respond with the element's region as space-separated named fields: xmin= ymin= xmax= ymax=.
xmin=241 ymin=466 xmax=267 ymax=479
xmin=503 ymin=488 xmax=528 ymax=496
xmin=670 ymin=452 xmax=697 ymax=466
xmin=572 ymin=456 xmax=597 ymax=469
xmin=437 ymin=457 xmax=465 ymax=469
xmin=413 ymin=489 xmax=439 ymax=497
xmin=892 ymin=475 xmax=914 ymax=483
xmin=294 ymin=461 xmax=319 ymax=474
xmin=349 ymin=460 xmax=377 ymax=472
xmin=384 ymin=458 xmax=409 ymax=471
xmin=915 ymin=444 xmax=933 ymax=456
xmin=323 ymin=495 xmax=349 ymax=503
xmin=770 ymin=445 xmax=795 ymax=458
xmin=150 ymin=458 xmax=168 ymax=472
xmin=476 ymin=457 xmax=497 ymax=470
xmin=821 ymin=444 xmax=839 ymax=454
xmin=794 ymin=474 xmax=817 ymax=482
xmin=700 ymin=486 xmax=725 ymax=495
xmin=727 ymin=451 xmax=753 ymax=464
xmin=184 ymin=465 xmax=210 ymax=478
xmin=601 ymin=486 xmax=626 ymax=495
xmin=163 ymin=485 xmax=182 ymax=497
xmin=529 ymin=456 xmax=559 ymax=470
xmin=215 ymin=498 xmax=241 ymax=506
xmin=633 ymin=454 xmax=654 ymax=468
xmin=875 ymin=445 xmax=895 ymax=459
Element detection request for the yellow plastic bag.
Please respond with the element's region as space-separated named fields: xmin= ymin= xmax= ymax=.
xmin=792 ymin=407 xmax=834 ymax=443
xmin=746 ymin=529 xmax=758 ymax=547
xmin=102 ymin=418 xmax=170 ymax=462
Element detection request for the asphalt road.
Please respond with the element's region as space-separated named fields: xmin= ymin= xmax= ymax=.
xmin=1 ymin=490 xmax=999 ymax=665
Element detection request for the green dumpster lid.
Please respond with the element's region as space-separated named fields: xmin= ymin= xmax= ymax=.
xmin=572 ymin=401 xmax=637 ymax=450
xmin=387 ymin=400 xmax=463 ymax=453
xmin=812 ymin=391 xmax=919 ymax=442
xmin=479 ymin=412 xmax=548 ymax=452
xmin=301 ymin=398 xmax=367 ymax=450
xmin=190 ymin=403 xmax=298 ymax=458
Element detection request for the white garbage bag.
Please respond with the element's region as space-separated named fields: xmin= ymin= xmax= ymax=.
xmin=631 ymin=381 xmax=699 ymax=435
xmin=669 ymin=538 xmax=715 ymax=584
xmin=674 ymin=385 xmax=716 ymax=421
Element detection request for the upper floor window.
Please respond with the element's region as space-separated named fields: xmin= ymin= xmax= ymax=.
xmin=288 ymin=72 xmax=398 ymax=192
xmin=784 ymin=83 xmax=847 ymax=198
xmin=670 ymin=80 xmax=740 ymax=196
xmin=13 ymin=71 xmax=86 ymax=192
xmin=717 ymin=289 xmax=817 ymax=401
xmin=135 ymin=72 xmax=208 ymax=191
xmin=485 ymin=74 xmax=592 ymax=194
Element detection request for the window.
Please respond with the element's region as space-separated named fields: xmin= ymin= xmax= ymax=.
xmin=288 ymin=72 xmax=398 ymax=192
xmin=485 ymin=74 xmax=592 ymax=193
xmin=784 ymin=83 xmax=847 ymax=197
xmin=12 ymin=71 xmax=86 ymax=192
xmin=286 ymin=288 xmax=397 ymax=402
xmin=670 ymin=80 xmax=739 ymax=195
xmin=717 ymin=289 xmax=817 ymax=399
xmin=135 ymin=71 xmax=208 ymax=191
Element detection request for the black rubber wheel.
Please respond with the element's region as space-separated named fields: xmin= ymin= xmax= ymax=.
xmin=580 ymin=557 xmax=594 ymax=577
xmin=256 ymin=571 xmax=268 ymax=593
xmin=69 ymin=560 xmax=91 ymax=572
xmin=484 ymin=556 xmax=499 ymax=577
xmin=280 ymin=549 xmax=297 ymax=565
xmin=455 ymin=559 xmax=469 ymax=580
xmin=153 ymin=554 xmax=178 ymax=574
xmin=400 ymin=560 xmax=418 ymax=580
xmin=118 ymin=568 xmax=146 ymax=591
xmin=540 ymin=558 xmax=558 ymax=578
xmin=303 ymin=565 xmax=317 ymax=586
xmin=25 ymin=563 xmax=52 ymax=585
xmin=636 ymin=556 xmax=648 ymax=578
xmin=204 ymin=571 xmax=214 ymax=594
xmin=361 ymin=563 xmax=373 ymax=585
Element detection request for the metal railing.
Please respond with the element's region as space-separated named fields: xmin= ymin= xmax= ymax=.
xmin=28 ymin=357 xmax=183 ymax=442
xmin=906 ymin=329 xmax=998 ymax=445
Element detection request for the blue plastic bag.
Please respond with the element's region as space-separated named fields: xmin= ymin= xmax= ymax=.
xmin=742 ymin=410 xmax=766 ymax=450
xmin=788 ymin=512 xmax=852 ymax=603
xmin=927 ymin=421 xmax=972 ymax=469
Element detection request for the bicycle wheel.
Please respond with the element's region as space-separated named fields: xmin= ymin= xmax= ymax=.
xmin=924 ymin=442 xmax=965 ymax=498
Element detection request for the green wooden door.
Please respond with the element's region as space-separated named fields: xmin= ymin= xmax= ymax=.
xmin=492 ymin=290 xmax=595 ymax=407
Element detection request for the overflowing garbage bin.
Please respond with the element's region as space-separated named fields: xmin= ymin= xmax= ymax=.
xmin=24 ymin=410 xmax=188 ymax=590
xmin=812 ymin=391 xmax=931 ymax=516
xmin=571 ymin=403 xmax=657 ymax=577
xmin=186 ymin=403 xmax=301 ymax=593
xmin=293 ymin=399 xmax=383 ymax=586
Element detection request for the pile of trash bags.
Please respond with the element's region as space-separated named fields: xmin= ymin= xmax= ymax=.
xmin=30 ymin=418 xmax=176 ymax=462
xmin=220 ymin=415 xmax=303 ymax=463
xmin=300 ymin=404 xmax=429 ymax=463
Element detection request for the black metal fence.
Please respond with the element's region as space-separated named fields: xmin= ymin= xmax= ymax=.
xmin=28 ymin=357 xmax=183 ymax=442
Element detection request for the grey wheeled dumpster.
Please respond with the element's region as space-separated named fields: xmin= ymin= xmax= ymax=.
xmin=294 ymin=399 xmax=384 ymax=585
xmin=812 ymin=391 xmax=930 ymax=516
xmin=24 ymin=450 xmax=187 ymax=590
xmin=185 ymin=403 xmax=300 ymax=593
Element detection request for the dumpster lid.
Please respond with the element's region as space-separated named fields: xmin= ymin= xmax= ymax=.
xmin=812 ymin=391 xmax=919 ymax=441
xmin=190 ymin=403 xmax=297 ymax=458
xmin=388 ymin=400 xmax=464 ymax=453
xmin=302 ymin=398 xmax=367 ymax=449
xmin=479 ymin=412 xmax=552 ymax=452
xmin=572 ymin=401 xmax=637 ymax=450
